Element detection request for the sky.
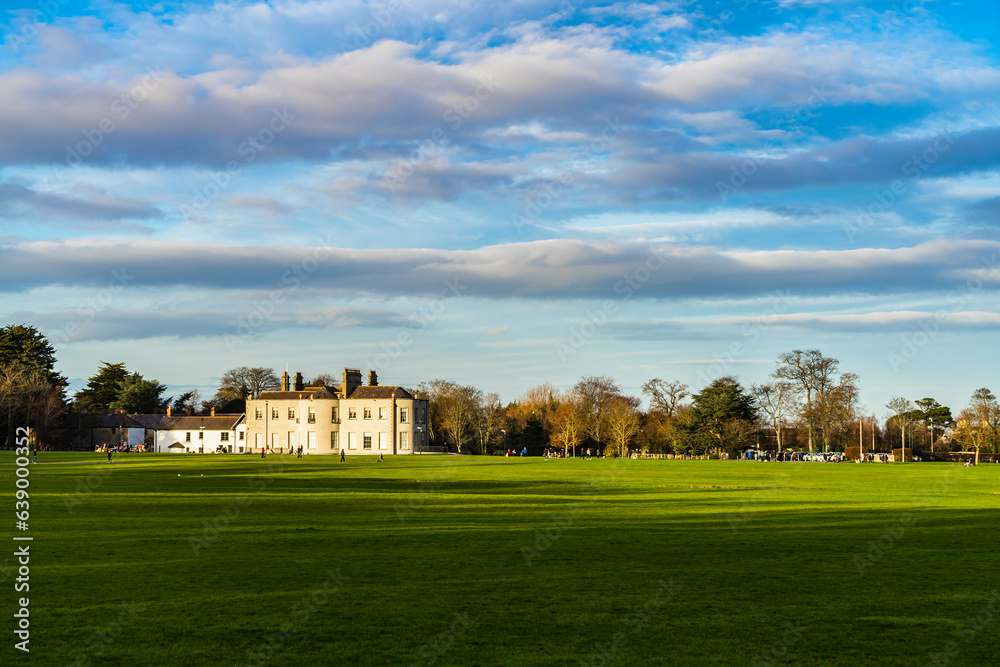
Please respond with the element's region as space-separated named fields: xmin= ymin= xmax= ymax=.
xmin=1 ymin=0 xmax=999 ymax=416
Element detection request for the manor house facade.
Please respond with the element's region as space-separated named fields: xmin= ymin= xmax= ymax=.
xmin=244 ymin=369 xmax=429 ymax=455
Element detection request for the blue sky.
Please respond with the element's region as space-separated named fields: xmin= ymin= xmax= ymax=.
xmin=1 ymin=0 xmax=998 ymax=417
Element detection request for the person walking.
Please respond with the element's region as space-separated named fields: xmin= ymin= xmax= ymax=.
xmin=261 ymin=446 xmax=266 ymax=459
xmin=340 ymin=450 xmax=346 ymax=462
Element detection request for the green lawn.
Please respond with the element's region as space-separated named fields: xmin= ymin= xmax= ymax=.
xmin=4 ymin=453 xmax=1000 ymax=665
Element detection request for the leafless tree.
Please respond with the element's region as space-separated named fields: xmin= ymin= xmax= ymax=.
xmin=773 ymin=349 xmax=839 ymax=451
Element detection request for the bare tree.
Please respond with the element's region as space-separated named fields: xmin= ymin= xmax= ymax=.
xmin=473 ymin=392 xmax=506 ymax=454
xmin=604 ymin=396 xmax=642 ymax=458
xmin=955 ymin=388 xmax=1000 ymax=464
xmin=886 ymin=396 xmax=915 ymax=462
xmin=752 ymin=382 xmax=798 ymax=450
xmin=773 ymin=349 xmax=839 ymax=451
xmin=550 ymin=389 xmax=586 ymax=457
xmin=218 ymin=367 xmax=280 ymax=401
xmin=574 ymin=375 xmax=623 ymax=448
xmin=641 ymin=378 xmax=688 ymax=418
xmin=422 ymin=380 xmax=481 ymax=453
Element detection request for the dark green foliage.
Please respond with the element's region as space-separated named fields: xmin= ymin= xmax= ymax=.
xmin=75 ymin=362 xmax=130 ymax=410
xmin=0 ymin=323 xmax=67 ymax=391
xmin=111 ymin=372 xmax=168 ymax=414
xmin=680 ymin=377 xmax=757 ymax=456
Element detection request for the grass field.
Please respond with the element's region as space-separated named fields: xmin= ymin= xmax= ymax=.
xmin=4 ymin=452 xmax=1000 ymax=666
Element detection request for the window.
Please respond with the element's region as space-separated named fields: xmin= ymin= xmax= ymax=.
xmin=379 ymin=407 xmax=387 ymax=420
xmin=308 ymin=432 xmax=316 ymax=450
xmin=364 ymin=407 xmax=372 ymax=420
xmin=185 ymin=432 xmax=191 ymax=442
xmin=255 ymin=408 xmax=262 ymax=419
xmin=239 ymin=447 xmax=244 ymax=453
xmin=400 ymin=432 xmax=408 ymax=450
xmin=363 ymin=433 xmax=372 ymax=449
xmin=272 ymin=408 xmax=279 ymax=419
xmin=348 ymin=432 xmax=357 ymax=450
xmin=272 ymin=433 xmax=278 ymax=449
xmin=288 ymin=408 xmax=295 ymax=420
xmin=348 ymin=408 xmax=357 ymax=420
xmin=221 ymin=432 xmax=229 ymax=442
xmin=308 ymin=407 xmax=315 ymax=424
xmin=400 ymin=407 xmax=408 ymax=423
xmin=198 ymin=431 xmax=204 ymax=440
xmin=331 ymin=432 xmax=339 ymax=449
xmin=288 ymin=433 xmax=295 ymax=449
xmin=378 ymin=432 xmax=388 ymax=450
xmin=332 ymin=407 xmax=338 ymax=422
xmin=239 ymin=431 xmax=244 ymax=441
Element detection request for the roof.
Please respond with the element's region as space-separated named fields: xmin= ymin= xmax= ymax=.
xmin=346 ymin=386 xmax=414 ymax=400
xmin=257 ymin=386 xmax=339 ymax=401
xmin=156 ymin=414 xmax=245 ymax=430
xmin=128 ymin=414 xmax=166 ymax=428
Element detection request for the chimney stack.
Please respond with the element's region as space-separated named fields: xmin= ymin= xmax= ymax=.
xmin=167 ymin=406 xmax=172 ymax=416
xmin=294 ymin=372 xmax=304 ymax=391
xmin=281 ymin=371 xmax=290 ymax=391
xmin=186 ymin=406 xmax=193 ymax=416
xmin=368 ymin=370 xmax=378 ymax=387
xmin=211 ymin=406 xmax=216 ymax=416
xmin=342 ymin=368 xmax=362 ymax=399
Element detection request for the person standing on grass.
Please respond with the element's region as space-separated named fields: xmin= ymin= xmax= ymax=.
xmin=261 ymin=446 xmax=266 ymax=459
xmin=108 ymin=449 xmax=113 ymax=463
xmin=340 ymin=450 xmax=346 ymax=462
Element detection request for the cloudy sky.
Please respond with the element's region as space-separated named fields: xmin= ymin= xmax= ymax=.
xmin=2 ymin=0 xmax=998 ymax=415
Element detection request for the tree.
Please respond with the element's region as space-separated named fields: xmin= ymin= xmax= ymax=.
xmin=820 ymin=373 xmax=861 ymax=451
xmin=111 ymin=373 xmax=168 ymax=414
xmin=1 ymin=362 xmax=66 ymax=447
xmin=641 ymin=379 xmax=688 ymax=419
xmin=172 ymin=389 xmax=201 ymax=412
xmin=0 ymin=324 xmax=67 ymax=394
xmin=74 ymin=362 xmax=130 ymax=411
xmin=955 ymin=389 xmax=999 ymax=464
xmin=913 ymin=398 xmax=952 ymax=450
xmin=752 ymin=382 xmax=797 ymax=450
xmin=604 ymin=395 xmax=642 ymax=458
xmin=773 ymin=349 xmax=839 ymax=451
xmin=684 ymin=377 xmax=757 ymax=458
xmin=574 ymin=375 xmax=623 ymax=449
xmin=419 ymin=379 xmax=481 ymax=453
xmin=550 ymin=390 xmax=585 ymax=457
xmin=473 ymin=392 xmax=506 ymax=455
xmin=310 ymin=373 xmax=339 ymax=388
xmin=885 ymin=396 xmax=915 ymax=462
xmin=217 ymin=367 xmax=280 ymax=401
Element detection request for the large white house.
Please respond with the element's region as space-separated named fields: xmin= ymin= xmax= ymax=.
xmin=244 ymin=369 xmax=430 ymax=455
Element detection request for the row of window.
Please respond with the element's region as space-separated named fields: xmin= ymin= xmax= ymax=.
xmin=254 ymin=431 xmax=414 ymax=451
xmin=183 ymin=431 xmax=244 ymax=442
xmin=254 ymin=406 xmax=417 ymax=423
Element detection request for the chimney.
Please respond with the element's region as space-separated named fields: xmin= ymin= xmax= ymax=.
xmin=294 ymin=372 xmax=304 ymax=391
xmin=342 ymin=368 xmax=362 ymax=398
xmin=281 ymin=372 xmax=290 ymax=391
xmin=166 ymin=406 xmax=172 ymax=416
xmin=211 ymin=406 xmax=216 ymax=416
xmin=186 ymin=407 xmax=193 ymax=416
xmin=368 ymin=370 xmax=378 ymax=387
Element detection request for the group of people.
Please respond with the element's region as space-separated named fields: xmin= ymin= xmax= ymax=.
xmin=504 ymin=448 xmax=529 ymax=457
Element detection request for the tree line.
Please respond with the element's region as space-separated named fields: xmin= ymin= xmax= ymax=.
xmin=1 ymin=325 xmax=997 ymax=458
